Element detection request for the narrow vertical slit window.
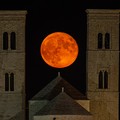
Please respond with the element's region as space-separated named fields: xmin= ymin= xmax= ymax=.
xmin=98 ymin=71 xmax=103 ymax=89
xmin=3 ymin=32 xmax=8 ymax=50
xmin=98 ymin=33 xmax=103 ymax=49
xmin=10 ymin=73 xmax=14 ymax=91
xmin=10 ymin=32 xmax=16 ymax=50
xmin=104 ymin=71 xmax=108 ymax=89
xmin=5 ymin=73 xmax=9 ymax=91
xmin=105 ymin=33 xmax=110 ymax=49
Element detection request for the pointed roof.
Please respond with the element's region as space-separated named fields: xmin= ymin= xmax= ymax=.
xmin=31 ymin=75 xmax=87 ymax=100
xmin=35 ymin=92 xmax=91 ymax=115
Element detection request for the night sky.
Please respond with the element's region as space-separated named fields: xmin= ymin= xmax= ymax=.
xmin=0 ymin=0 xmax=120 ymax=101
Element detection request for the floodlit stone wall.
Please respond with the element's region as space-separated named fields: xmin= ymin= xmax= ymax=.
xmin=0 ymin=11 xmax=27 ymax=120
xmin=86 ymin=9 xmax=119 ymax=120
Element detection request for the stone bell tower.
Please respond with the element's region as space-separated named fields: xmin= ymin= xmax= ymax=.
xmin=86 ymin=9 xmax=119 ymax=120
xmin=0 ymin=11 xmax=27 ymax=120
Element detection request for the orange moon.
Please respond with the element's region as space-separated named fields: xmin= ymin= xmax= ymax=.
xmin=40 ymin=32 xmax=79 ymax=68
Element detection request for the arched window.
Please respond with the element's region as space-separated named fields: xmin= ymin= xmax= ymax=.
xmin=5 ymin=73 xmax=15 ymax=91
xmin=98 ymin=33 xmax=103 ymax=49
xmin=105 ymin=33 xmax=110 ymax=49
xmin=5 ymin=73 xmax=9 ymax=91
xmin=3 ymin=32 xmax=8 ymax=50
xmin=10 ymin=73 xmax=14 ymax=91
xmin=10 ymin=32 xmax=16 ymax=50
xmin=104 ymin=71 xmax=108 ymax=89
xmin=98 ymin=70 xmax=109 ymax=89
xmin=98 ymin=71 xmax=103 ymax=89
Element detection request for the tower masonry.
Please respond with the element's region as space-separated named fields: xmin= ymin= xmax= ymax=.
xmin=86 ymin=9 xmax=119 ymax=120
xmin=0 ymin=11 xmax=27 ymax=120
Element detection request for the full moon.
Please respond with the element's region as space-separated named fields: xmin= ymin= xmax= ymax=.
xmin=40 ymin=32 xmax=79 ymax=68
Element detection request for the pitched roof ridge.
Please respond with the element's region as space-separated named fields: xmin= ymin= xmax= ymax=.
xmin=31 ymin=75 xmax=63 ymax=100
xmin=35 ymin=91 xmax=91 ymax=115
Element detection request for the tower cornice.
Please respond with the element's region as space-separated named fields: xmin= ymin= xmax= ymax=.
xmin=0 ymin=10 xmax=27 ymax=15
xmin=86 ymin=9 xmax=120 ymax=14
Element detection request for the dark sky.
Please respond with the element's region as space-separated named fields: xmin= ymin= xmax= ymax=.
xmin=0 ymin=0 xmax=120 ymax=100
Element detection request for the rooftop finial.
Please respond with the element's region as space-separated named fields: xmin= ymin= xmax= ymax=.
xmin=58 ymin=72 xmax=60 ymax=77
xmin=62 ymin=87 xmax=64 ymax=92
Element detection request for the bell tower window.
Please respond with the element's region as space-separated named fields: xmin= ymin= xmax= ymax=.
xmin=5 ymin=72 xmax=15 ymax=91
xmin=2 ymin=32 xmax=16 ymax=50
xmin=5 ymin=73 xmax=9 ymax=91
xmin=98 ymin=70 xmax=108 ymax=89
xmin=105 ymin=33 xmax=110 ymax=49
xmin=3 ymin=32 xmax=8 ymax=50
xmin=97 ymin=32 xmax=110 ymax=50
xmin=10 ymin=73 xmax=14 ymax=91
xmin=98 ymin=71 xmax=103 ymax=89
xmin=10 ymin=32 xmax=16 ymax=50
xmin=98 ymin=33 xmax=103 ymax=49
xmin=104 ymin=71 xmax=108 ymax=89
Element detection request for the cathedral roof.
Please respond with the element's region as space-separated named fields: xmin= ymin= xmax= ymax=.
xmin=35 ymin=92 xmax=91 ymax=115
xmin=31 ymin=75 xmax=87 ymax=100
